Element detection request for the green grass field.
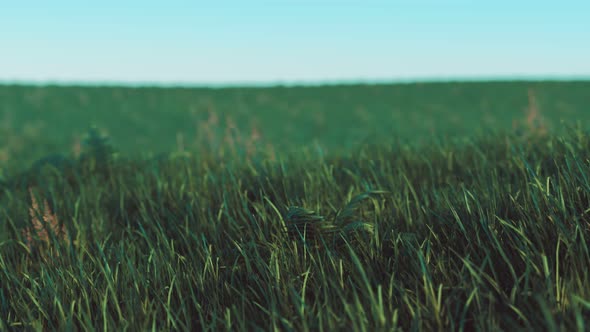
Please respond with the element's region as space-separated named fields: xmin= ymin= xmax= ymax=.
xmin=1 ymin=81 xmax=590 ymax=330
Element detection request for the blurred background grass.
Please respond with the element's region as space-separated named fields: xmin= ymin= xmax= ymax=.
xmin=1 ymin=81 xmax=588 ymax=177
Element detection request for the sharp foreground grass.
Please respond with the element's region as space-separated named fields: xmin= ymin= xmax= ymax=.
xmin=1 ymin=82 xmax=590 ymax=331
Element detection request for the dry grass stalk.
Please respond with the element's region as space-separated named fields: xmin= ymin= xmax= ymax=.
xmin=245 ymin=126 xmax=261 ymax=158
xmin=197 ymin=110 xmax=274 ymax=161
xmin=513 ymin=88 xmax=547 ymax=138
xmin=526 ymin=88 xmax=548 ymax=136
xmin=526 ymin=89 xmax=540 ymax=127
xmin=0 ymin=148 xmax=9 ymax=163
xmin=21 ymin=188 xmax=69 ymax=256
xmin=71 ymin=135 xmax=82 ymax=158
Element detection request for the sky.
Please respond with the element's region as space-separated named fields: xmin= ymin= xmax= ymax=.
xmin=1 ymin=0 xmax=589 ymax=85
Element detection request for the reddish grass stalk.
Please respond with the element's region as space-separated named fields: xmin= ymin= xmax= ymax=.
xmin=512 ymin=88 xmax=547 ymax=139
xmin=525 ymin=88 xmax=547 ymax=136
xmin=22 ymin=188 xmax=69 ymax=256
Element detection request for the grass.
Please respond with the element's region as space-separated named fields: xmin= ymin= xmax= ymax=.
xmin=1 ymin=80 xmax=588 ymax=175
xmin=1 ymin=81 xmax=590 ymax=330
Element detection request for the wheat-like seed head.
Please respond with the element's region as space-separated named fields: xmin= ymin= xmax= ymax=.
xmin=22 ymin=188 xmax=69 ymax=257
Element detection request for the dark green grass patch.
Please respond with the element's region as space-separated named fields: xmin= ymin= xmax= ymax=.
xmin=2 ymin=126 xmax=590 ymax=330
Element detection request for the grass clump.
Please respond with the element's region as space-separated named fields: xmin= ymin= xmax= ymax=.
xmin=285 ymin=190 xmax=387 ymax=249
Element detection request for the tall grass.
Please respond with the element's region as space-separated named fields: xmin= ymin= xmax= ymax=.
xmin=2 ymin=122 xmax=590 ymax=330
xmin=1 ymin=81 xmax=588 ymax=177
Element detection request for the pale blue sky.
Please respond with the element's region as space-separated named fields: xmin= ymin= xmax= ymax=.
xmin=1 ymin=1 xmax=589 ymax=85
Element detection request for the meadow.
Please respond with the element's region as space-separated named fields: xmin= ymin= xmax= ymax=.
xmin=1 ymin=81 xmax=590 ymax=330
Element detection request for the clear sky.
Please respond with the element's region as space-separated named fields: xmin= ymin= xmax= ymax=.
xmin=1 ymin=1 xmax=589 ymax=85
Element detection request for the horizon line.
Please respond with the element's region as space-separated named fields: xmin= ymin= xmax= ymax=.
xmin=1 ymin=74 xmax=590 ymax=89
